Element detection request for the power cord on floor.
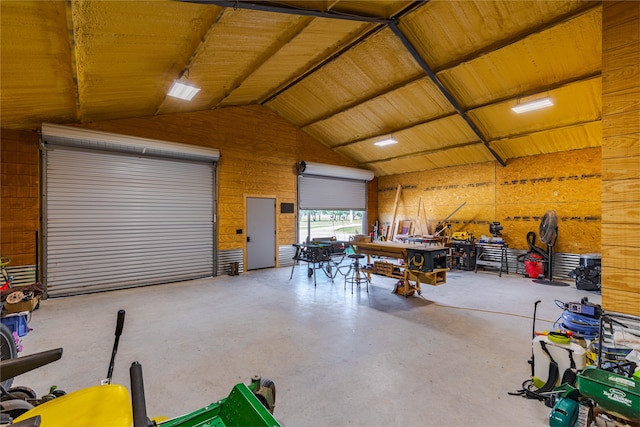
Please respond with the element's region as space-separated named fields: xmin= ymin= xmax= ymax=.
xmin=433 ymin=303 xmax=557 ymax=325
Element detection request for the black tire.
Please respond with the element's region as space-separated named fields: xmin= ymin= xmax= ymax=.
xmin=7 ymin=386 xmax=37 ymax=400
xmin=0 ymin=398 xmax=34 ymax=419
xmin=51 ymin=389 xmax=67 ymax=397
xmin=1 ymin=322 xmax=18 ymax=390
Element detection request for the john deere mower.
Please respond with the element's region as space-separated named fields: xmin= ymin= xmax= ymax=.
xmin=0 ymin=310 xmax=281 ymax=427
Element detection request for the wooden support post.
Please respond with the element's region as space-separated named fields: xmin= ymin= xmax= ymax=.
xmin=387 ymin=185 xmax=402 ymax=241
xmin=416 ymin=197 xmax=424 ymax=235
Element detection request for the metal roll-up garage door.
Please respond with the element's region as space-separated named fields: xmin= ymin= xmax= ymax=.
xmin=297 ymin=161 xmax=374 ymax=210
xmin=42 ymin=124 xmax=219 ymax=297
xmin=298 ymin=175 xmax=368 ymax=210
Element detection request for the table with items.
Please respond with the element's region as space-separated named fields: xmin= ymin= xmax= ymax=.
xmin=474 ymin=242 xmax=509 ymax=277
xmin=289 ymin=241 xmax=349 ymax=286
xmin=352 ymin=241 xmax=448 ymax=297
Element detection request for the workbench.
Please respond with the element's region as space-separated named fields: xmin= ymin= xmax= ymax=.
xmin=352 ymin=241 xmax=448 ymax=297
xmin=398 ymin=235 xmax=445 ymax=246
xmin=474 ymin=243 xmax=509 ymax=277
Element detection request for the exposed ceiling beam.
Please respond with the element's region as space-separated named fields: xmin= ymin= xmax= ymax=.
xmin=434 ymin=2 xmax=601 ymax=73
xmin=388 ymin=21 xmax=507 ymax=167
xmin=212 ymin=15 xmax=316 ymax=108
xmin=64 ymin=0 xmax=81 ymax=122
xmin=260 ymin=24 xmax=384 ymax=105
xmin=328 ymin=111 xmax=459 ymax=150
xmin=299 ymin=73 xmax=426 ymax=129
xmin=359 ymin=141 xmax=483 ymax=166
xmin=490 ymin=119 xmax=602 ymax=143
xmin=155 ymin=7 xmax=226 ymax=114
xmin=468 ymin=72 xmax=602 ymax=114
xmin=179 ymin=0 xmax=391 ymax=24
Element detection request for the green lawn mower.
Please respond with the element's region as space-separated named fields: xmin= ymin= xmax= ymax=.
xmin=1 ymin=310 xmax=281 ymax=427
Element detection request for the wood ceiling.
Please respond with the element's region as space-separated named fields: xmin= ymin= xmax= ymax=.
xmin=0 ymin=0 xmax=602 ymax=176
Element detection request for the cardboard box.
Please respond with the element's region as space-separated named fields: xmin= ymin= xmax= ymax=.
xmin=4 ymin=294 xmax=40 ymax=314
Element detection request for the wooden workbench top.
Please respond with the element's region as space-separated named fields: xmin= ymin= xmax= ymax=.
xmin=353 ymin=241 xmax=447 ymax=259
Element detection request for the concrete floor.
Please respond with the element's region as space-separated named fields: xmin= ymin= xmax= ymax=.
xmin=14 ymin=263 xmax=601 ymax=426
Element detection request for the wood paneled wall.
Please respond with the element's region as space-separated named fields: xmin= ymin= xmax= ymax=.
xmin=377 ymin=148 xmax=602 ymax=254
xmin=601 ymin=1 xmax=640 ymax=316
xmin=0 ymin=129 xmax=40 ymax=266
xmin=0 ymin=106 xmax=374 ymax=271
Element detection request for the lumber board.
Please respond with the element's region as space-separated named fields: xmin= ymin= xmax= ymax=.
xmin=601 ymin=157 xmax=640 ymax=181
xmin=601 ymin=201 xmax=640 ymax=223
xmin=601 ymin=223 xmax=640 ymax=247
xmin=602 ymin=134 xmax=640 ymax=159
xmin=602 ymin=288 xmax=640 ymax=317
xmin=603 ymin=1 xmax=639 ymax=38
xmin=602 ymin=86 xmax=640 ymax=116
xmin=600 ymin=1 xmax=639 ymax=316
xmin=601 ymin=245 xmax=640 ymax=271
xmin=387 ymin=185 xmax=402 ymax=241
xmin=602 ymin=110 xmax=640 ymax=138
xmin=601 ymin=178 xmax=640 ymax=202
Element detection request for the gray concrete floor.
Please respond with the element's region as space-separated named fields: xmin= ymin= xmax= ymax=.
xmin=14 ymin=263 xmax=601 ymax=426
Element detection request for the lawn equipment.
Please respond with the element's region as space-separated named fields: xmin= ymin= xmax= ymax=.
xmin=1 ymin=310 xmax=281 ymax=427
xmin=510 ymin=301 xmax=586 ymax=404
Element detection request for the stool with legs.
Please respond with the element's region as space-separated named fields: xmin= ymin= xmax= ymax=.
xmin=344 ymin=254 xmax=369 ymax=293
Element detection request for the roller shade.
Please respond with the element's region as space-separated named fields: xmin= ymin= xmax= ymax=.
xmin=297 ymin=161 xmax=372 ymax=210
xmin=298 ymin=176 xmax=368 ymax=210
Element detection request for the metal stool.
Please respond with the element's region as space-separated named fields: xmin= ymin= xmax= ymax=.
xmin=344 ymin=254 xmax=369 ymax=293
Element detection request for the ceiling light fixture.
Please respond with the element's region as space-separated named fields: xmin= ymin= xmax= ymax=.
xmin=167 ymin=80 xmax=200 ymax=101
xmin=374 ymin=138 xmax=398 ymax=147
xmin=512 ymin=97 xmax=553 ymax=114
xmin=167 ymin=68 xmax=200 ymax=101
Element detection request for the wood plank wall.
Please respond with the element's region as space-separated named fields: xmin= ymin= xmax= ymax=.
xmin=377 ymin=147 xmax=602 ymax=254
xmin=0 ymin=128 xmax=40 ymax=266
xmin=0 ymin=106 xmax=371 ymax=271
xmin=601 ymin=1 xmax=640 ymax=316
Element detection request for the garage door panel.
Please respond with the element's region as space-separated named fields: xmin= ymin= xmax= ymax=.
xmin=44 ymin=144 xmax=215 ymax=297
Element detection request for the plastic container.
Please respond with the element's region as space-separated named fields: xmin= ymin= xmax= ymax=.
xmin=1 ymin=313 xmax=29 ymax=337
xmin=532 ymin=335 xmax=586 ymax=389
xmin=577 ymin=366 xmax=639 ymax=421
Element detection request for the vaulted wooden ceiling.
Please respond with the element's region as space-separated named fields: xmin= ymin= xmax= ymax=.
xmin=0 ymin=0 xmax=602 ymax=176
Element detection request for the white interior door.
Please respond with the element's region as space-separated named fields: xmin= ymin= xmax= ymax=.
xmin=246 ymin=197 xmax=276 ymax=270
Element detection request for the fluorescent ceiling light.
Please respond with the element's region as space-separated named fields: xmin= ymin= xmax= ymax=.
xmin=167 ymin=81 xmax=200 ymax=101
xmin=374 ymin=138 xmax=398 ymax=147
xmin=512 ymin=97 xmax=553 ymax=114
